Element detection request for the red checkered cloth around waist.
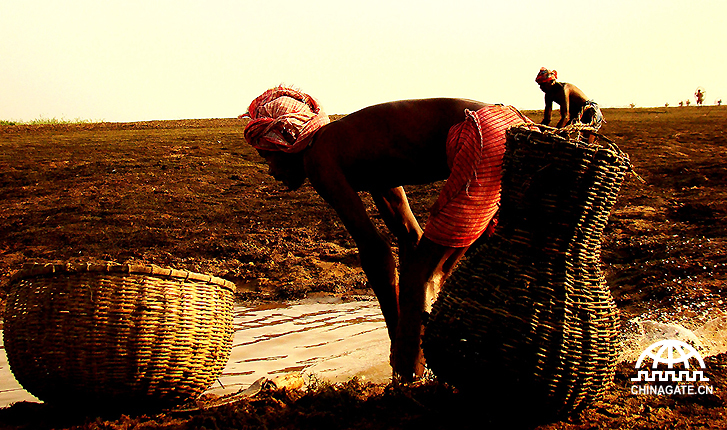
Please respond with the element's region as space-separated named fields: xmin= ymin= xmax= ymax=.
xmin=424 ymin=105 xmax=534 ymax=248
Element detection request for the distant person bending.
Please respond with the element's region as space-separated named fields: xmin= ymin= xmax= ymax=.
xmin=242 ymin=86 xmax=535 ymax=382
xmin=535 ymin=67 xmax=604 ymax=132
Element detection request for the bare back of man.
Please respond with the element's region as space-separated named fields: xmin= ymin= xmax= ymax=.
xmin=540 ymin=81 xmax=590 ymax=128
xmin=307 ymin=98 xmax=487 ymax=189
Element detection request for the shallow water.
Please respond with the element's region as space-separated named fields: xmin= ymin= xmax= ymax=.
xmin=3 ymin=297 xmax=726 ymax=408
xmin=0 ymin=333 xmax=40 ymax=407
xmin=619 ymin=313 xmax=727 ymax=362
xmin=208 ymin=297 xmax=391 ymax=397
xmin=0 ymin=297 xmax=390 ymax=407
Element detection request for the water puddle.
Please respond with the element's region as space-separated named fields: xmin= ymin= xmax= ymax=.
xmin=4 ymin=296 xmax=725 ymax=409
xmin=619 ymin=313 xmax=727 ymax=362
xmin=0 ymin=335 xmax=40 ymax=407
xmin=209 ymin=297 xmax=391 ymax=397
xmin=0 ymin=297 xmax=391 ymax=408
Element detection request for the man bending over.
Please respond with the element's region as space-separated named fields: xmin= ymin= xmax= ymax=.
xmin=536 ymin=67 xmax=604 ymax=132
xmin=242 ymin=86 xmax=534 ymax=381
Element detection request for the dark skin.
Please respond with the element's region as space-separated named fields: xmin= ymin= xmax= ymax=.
xmin=539 ymin=80 xmax=591 ymax=128
xmin=256 ymin=98 xmax=489 ymax=381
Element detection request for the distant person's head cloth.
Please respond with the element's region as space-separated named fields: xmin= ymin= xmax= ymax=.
xmin=243 ymin=86 xmax=330 ymax=153
xmin=535 ymin=67 xmax=557 ymax=84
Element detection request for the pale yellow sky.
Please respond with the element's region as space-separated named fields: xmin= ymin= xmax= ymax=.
xmin=1 ymin=0 xmax=725 ymax=122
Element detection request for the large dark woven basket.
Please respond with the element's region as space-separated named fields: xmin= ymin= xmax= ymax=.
xmin=422 ymin=125 xmax=630 ymax=419
xmin=3 ymin=262 xmax=236 ymax=409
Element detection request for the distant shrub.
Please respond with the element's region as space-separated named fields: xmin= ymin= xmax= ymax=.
xmin=25 ymin=116 xmax=100 ymax=125
xmin=0 ymin=116 xmax=102 ymax=125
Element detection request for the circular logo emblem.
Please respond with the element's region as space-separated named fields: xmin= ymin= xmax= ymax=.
xmin=634 ymin=339 xmax=706 ymax=369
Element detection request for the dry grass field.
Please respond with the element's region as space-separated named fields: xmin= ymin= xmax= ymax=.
xmin=0 ymin=105 xmax=726 ymax=428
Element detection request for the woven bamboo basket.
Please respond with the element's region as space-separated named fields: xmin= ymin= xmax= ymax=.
xmin=3 ymin=262 xmax=236 ymax=409
xmin=422 ymin=125 xmax=631 ymax=419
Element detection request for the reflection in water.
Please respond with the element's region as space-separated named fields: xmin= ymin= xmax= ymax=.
xmin=209 ymin=298 xmax=390 ymax=397
xmin=0 ymin=298 xmax=391 ymax=407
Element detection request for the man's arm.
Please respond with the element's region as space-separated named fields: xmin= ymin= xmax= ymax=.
xmin=556 ymin=90 xmax=570 ymax=128
xmin=541 ymin=97 xmax=553 ymax=125
xmin=370 ymin=187 xmax=423 ymax=268
xmin=307 ymin=166 xmax=400 ymax=341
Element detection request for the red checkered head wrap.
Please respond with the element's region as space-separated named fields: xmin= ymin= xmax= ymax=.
xmin=535 ymin=67 xmax=557 ymax=84
xmin=243 ymin=86 xmax=330 ymax=153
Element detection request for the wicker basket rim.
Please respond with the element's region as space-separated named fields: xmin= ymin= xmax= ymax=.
xmin=509 ymin=124 xmax=629 ymax=159
xmin=8 ymin=262 xmax=236 ymax=292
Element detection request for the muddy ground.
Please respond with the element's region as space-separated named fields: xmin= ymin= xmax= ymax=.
xmin=0 ymin=106 xmax=726 ymax=428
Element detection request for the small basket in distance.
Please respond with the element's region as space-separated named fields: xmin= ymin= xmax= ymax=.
xmin=3 ymin=262 xmax=236 ymax=410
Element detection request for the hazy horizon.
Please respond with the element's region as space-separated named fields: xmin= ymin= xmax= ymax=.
xmin=2 ymin=1 xmax=724 ymax=123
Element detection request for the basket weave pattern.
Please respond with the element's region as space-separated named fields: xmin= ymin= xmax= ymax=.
xmin=423 ymin=126 xmax=630 ymax=417
xmin=3 ymin=262 xmax=235 ymax=408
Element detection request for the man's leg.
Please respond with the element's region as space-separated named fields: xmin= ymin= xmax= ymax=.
xmin=393 ymin=237 xmax=467 ymax=382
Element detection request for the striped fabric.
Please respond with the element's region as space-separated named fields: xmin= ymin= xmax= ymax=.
xmin=536 ymin=67 xmax=557 ymax=83
xmin=244 ymin=86 xmax=330 ymax=153
xmin=574 ymin=100 xmax=604 ymax=131
xmin=424 ymin=105 xmax=535 ymax=248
